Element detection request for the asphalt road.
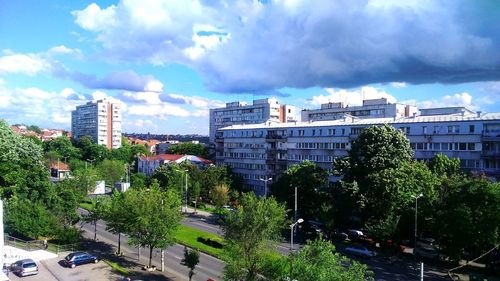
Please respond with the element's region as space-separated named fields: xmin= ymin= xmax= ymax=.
xmin=78 ymin=217 xmax=224 ymax=281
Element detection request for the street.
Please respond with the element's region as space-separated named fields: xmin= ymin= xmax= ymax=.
xmin=78 ymin=216 xmax=224 ymax=281
xmin=78 ymin=208 xmax=449 ymax=281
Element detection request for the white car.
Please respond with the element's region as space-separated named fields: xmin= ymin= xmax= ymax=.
xmin=344 ymin=245 xmax=376 ymax=258
xmin=10 ymin=259 xmax=38 ymax=277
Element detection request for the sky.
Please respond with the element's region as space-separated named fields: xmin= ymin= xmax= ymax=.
xmin=1 ymin=0 xmax=499 ymax=135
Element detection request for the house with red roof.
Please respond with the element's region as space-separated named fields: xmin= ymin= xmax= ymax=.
xmin=137 ymin=154 xmax=213 ymax=176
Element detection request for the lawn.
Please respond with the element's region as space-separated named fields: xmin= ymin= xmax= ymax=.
xmin=174 ymin=225 xmax=226 ymax=260
xmin=103 ymin=258 xmax=130 ymax=276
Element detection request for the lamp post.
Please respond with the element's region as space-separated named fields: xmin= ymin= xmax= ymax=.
xmin=412 ymin=193 xmax=423 ymax=254
xmin=184 ymin=169 xmax=189 ymax=213
xmin=294 ymin=186 xmax=298 ymax=223
xmin=259 ymin=177 xmax=272 ymax=198
xmin=290 ymin=218 xmax=304 ymax=251
xmin=85 ymin=158 xmax=95 ymax=169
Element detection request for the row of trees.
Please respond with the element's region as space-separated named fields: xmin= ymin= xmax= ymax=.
xmin=271 ymin=125 xmax=500 ymax=261
xmin=222 ymin=192 xmax=372 ymax=281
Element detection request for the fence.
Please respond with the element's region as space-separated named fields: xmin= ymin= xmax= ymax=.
xmin=4 ymin=235 xmax=84 ymax=254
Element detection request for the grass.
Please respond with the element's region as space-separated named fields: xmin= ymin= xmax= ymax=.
xmin=79 ymin=202 xmax=93 ymax=210
xmin=103 ymin=258 xmax=130 ymax=276
xmin=174 ymin=225 xmax=226 ymax=260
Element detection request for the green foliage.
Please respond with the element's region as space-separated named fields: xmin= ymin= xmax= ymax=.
xmin=168 ymin=142 xmax=208 ymax=157
xmin=271 ymin=160 xmax=329 ymax=220
xmin=43 ymin=136 xmax=81 ymax=161
xmin=222 ymin=193 xmax=287 ymax=281
xmin=27 ymin=125 xmax=42 ymax=134
xmin=151 ymin=164 xmax=185 ymax=191
xmin=435 ymin=178 xmax=500 ymax=261
xmin=175 ymin=225 xmax=225 ymax=258
xmin=83 ymin=197 xmax=110 ymax=241
xmin=290 ymin=239 xmax=370 ymax=281
xmin=123 ymin=180 xmax=182 ymax=267
xmin=130 ymin=172 xmax=147 ymax=189
xmin=428 ymin=153 xmax=462 ymax=178
xmin=74 ymin=136 xmax=110 ymax=163
xmin=181 ymin=247 xmax=200 ymax=281
xmin=4 ymin=197 xmax=58 ymax=239
xmin=97 ymin=159 xmax=126 ymax=186
xmin=105 ymin=191 xmax=132 ymax=254
xmin=211 ymin=184 xmax=229 ymax=209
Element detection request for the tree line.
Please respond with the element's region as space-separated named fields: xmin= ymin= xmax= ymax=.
xmin=270 ymin=125 xmax=500 ymax=262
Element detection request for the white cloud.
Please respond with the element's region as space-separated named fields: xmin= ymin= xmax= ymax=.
xmin=390 ymin=82 xmax=407 ymax=88
xmin=310 ymin=86 xmax=397 ymax=107
xmin=413 ymin=92 xmax=475 ymax=109
xmin=72 ymin=0 xmax=500 ymax=93
xmin=127 ymin=104 xmax=190 ymax=117
xmin=72 ymin=3 xmax=117 ymax=32
xmin=0 ymin=53 xmax=48 ymax=75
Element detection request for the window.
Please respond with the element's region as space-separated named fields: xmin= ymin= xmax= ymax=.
xmin=469 ymin=125 xmax=475 ymax=133
xmin=433 ymin=126 xmax=440 ymax=134
xmin=467 ymin=143 xmax=476 ymax=151
xmin=447 ymin=125 xmax=460 ymax=134
xmin=341 ymin=129 xmax=345 ymax=135
xmin=400 ymin=127 xmax=411 ymax=134
xmin=423 ymin=126 xmax=428 ymax=134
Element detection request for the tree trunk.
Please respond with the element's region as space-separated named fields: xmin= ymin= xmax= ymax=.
xmin=194 ymin=198 xmax=197 ymax=213
xmin=149 ymin=246 xmax=153 ymax=268
xmin=94 ymin=221 xmax=97 ymax=241
xmin=189 ymin=270 xmax=194 ymax=281
xmin=117 ymin=233 xmax=121 ymax=254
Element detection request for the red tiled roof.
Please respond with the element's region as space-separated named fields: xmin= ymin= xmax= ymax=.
xmin=139 ymin=154 xmax=185 ymax=161
xmin=50 ymin=162 xmax=70 ymax=170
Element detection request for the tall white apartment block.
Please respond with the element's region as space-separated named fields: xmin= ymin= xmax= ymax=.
xmin=209 ymin=98 xmax=297 ymax=143
xmin=301 ymin=98 xmax=418 ymax=122
xmin=71 ymin=99 xmax=122 ymax=149
xmin=216 ymin=105 xmax=500 ymax=195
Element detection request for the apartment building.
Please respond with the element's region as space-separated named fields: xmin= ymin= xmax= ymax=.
xmin=301 ymin=98 xmax=418 ymax=122
xmin=71 ymin=99 xmax=122 ymax=149
xmin=215 ymin=107 xmax=500 ymax=195
xmin=209 ymin=98 xmax=297 ymax=143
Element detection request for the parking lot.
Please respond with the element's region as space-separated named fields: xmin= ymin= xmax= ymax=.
xmin=8 ymin=255 xmax=123 ymax=281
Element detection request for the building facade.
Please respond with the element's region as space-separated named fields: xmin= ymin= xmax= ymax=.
xmin=301 ymin=98 xmax=418 ymax=122
xmin=216 ymin=107 xmax=500 ymax=195
xmin=209 ymin=98 xmax=297 ymax=143
xmin=71 ymin=99 xmax=122 ymax=149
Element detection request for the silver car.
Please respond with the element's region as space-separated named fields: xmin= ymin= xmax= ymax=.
xmin=11 ymin=259 xmax=38 ymax=277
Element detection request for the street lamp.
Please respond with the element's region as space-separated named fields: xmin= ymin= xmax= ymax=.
xmin=412 ymin=193 xmax=423 ymax=253
xmin=184 ymin=169 xmax=189 ymax=213
xmin=85 ymin=158 xmax=95 ymax=169
xmin=259 ymin=177 xmax=272 ymax=198
xmin=290 ymin=218 xmax=304 ymax=251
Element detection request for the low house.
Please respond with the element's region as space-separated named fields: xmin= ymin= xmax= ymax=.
xmin=137 ymin=154 xmax=213 ymax=176
xmin=50 ymin=162 xmax=71 ymax=180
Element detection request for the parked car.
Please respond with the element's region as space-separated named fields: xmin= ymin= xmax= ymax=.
xmin=344 ymin=245 xmax=376 ymax=258
xmin=302 ymin=220 xmax=329 ymax=241
xmin=414 ymin=246 xmax=439 ymax=260
xmin=63 ymin=252 xmax=99 ymax=268
xmin=10 ymin=259 xmax=38 ymax=277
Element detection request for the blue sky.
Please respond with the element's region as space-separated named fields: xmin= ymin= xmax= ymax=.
xmin=1 ymin=0 xmax=499 ymax=134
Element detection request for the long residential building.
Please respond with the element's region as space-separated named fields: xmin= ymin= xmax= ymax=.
xmin=71 ymin=99 xmax=122 ymax=149
xmin=209 ymin=98 xmax=297 ymax=143
xmin=215 ymin=107 xmax=500 ymax=195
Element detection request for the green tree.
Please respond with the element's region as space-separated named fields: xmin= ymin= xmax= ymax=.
xmin=27 ymin=125 xmax=42 ymax=134
xmin=434 ymin=178 xmax=500 ymax=261
xmin=75 ymin=136 xmax=110 ymax=163
xmin=181 ymin=247 xmax=200 ymax=281
xmin=288 ymin=239 xmax=371 ymax=281
xmin=43 ymin=136 xmax=81 ymax=161
xmin=211 ymin=184 xmax=229 ymax=209
xmin=4 ymin=197 xmax=58 ymax=239
xmin=222 ymin=193 xmax=286 ymax=280
xmin=130 ymin=172 xmax=147 ymax=189
xmin=97 ymin=159 xmax=126 ymax=187
xmin=270 ymin=160 xmax=329 ymax=220
xmin=168 ymin=142 xmax=207 ymax=157
xmin=151 ymin=164 xmax=184 ymax=191
xmin=428 ymin=153 xmax=462 ymax=178
xmin=83 ymin=197 xmax=110 ymax=241
xmin=192 ymin=181 xmax=201 ymax=213
xmin=105 ymin=191 xmax=131 ymax=255
xmin=124 ymin=180 xmax=182 ymax=268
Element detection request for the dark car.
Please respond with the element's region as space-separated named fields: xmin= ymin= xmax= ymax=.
xmin=301 ymin=220 xmax=329 ymax=240
xmin=63 ymin=252 xmax=99 ymax=268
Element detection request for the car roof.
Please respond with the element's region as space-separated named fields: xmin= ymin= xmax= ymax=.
xmin=17 ymin=259 xmax=35 ymax=264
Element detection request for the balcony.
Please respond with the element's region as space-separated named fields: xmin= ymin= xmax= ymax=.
xmin=482 ymin=150 xmax=500 ymax=157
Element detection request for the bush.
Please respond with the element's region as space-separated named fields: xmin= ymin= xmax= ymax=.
xmin=55 ymin=226 xmax=81 ymax=244
xmin=196 ymin=237 xmax=223 ymax=249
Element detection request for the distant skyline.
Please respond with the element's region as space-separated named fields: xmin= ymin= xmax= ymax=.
xmin=1 ymin=0 xmax=499 ymax=134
